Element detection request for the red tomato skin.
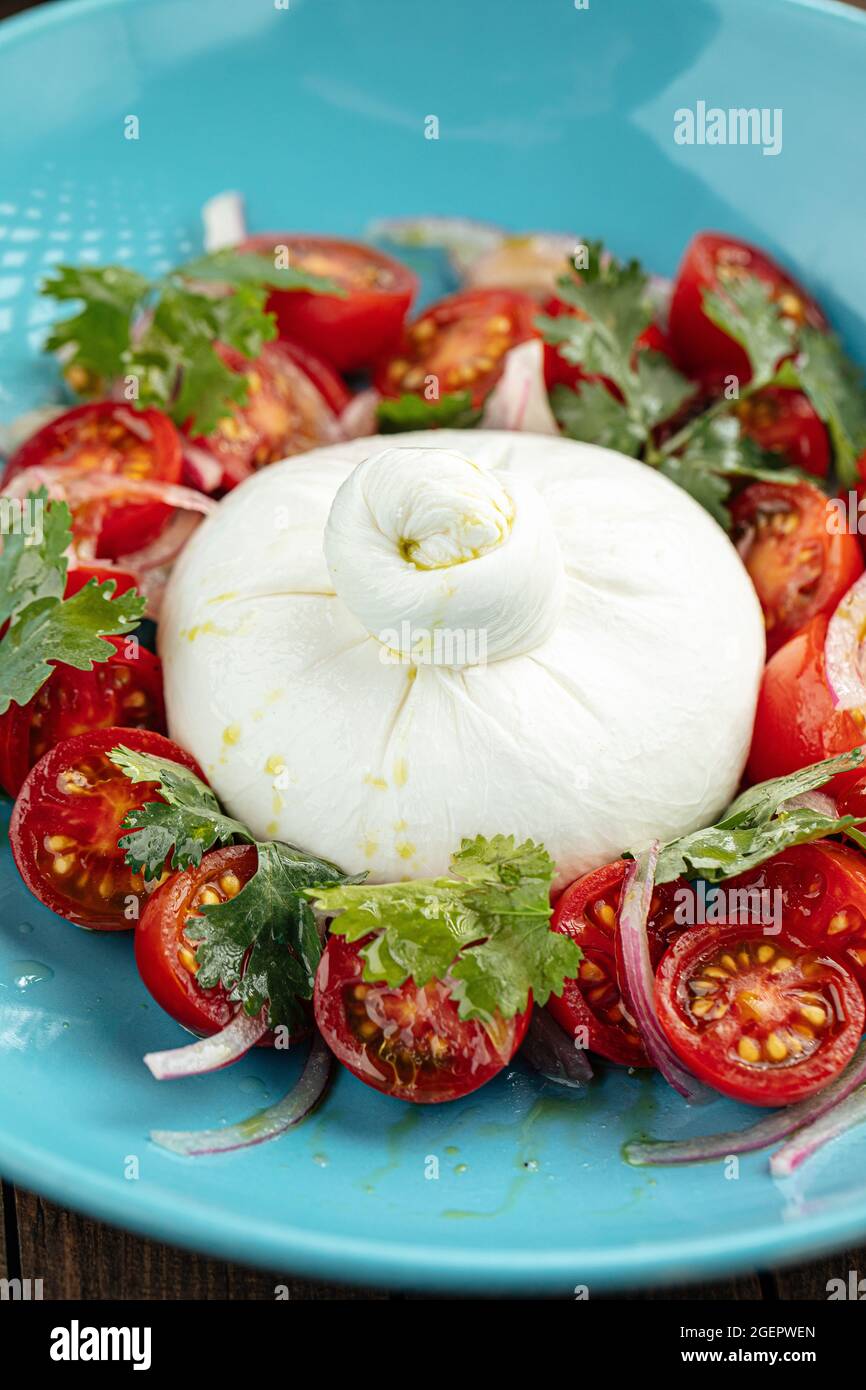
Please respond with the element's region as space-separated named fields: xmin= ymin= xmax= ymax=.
xmin=375 ymin=288 xmax=539 ymax=408
xmin=669 ymin=232 xmax=827 ymax=382
xmin=541 ymin=297 xmax=675 ymax=397
xmin=0 ymin=637 xmax=165 ymax=797
xmin=747 ymin=614 xmax=866 ymax=795
xmin=731 ymin=480 xmax=863 ymax=657
xmin=726 ymin=840 xmax=866 ymax=989
xmin=240 ymin=235 xmax=417 ymax=372
xmin=3 ymin=402 xmax=182 ymax=560
xmin=134 ymin=844 xmax=282 ymax=1045
xmin=655 ymin=923 xmax=864 ymax=1106
xmin=548 ymin=860 xmax=684 ymax=1066
xmin=313 ymin=933 xmax=530 ymax=1104
xmin=737 ymin=387 xmax=830 ymax=478
xmin=9 ymin=728 xmax=204 ymax=931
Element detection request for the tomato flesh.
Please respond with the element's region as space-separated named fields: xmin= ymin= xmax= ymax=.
xmin=669 ymin=232 xmax=827 ymax=382
xmin=731 ymin=480 xmax=863 ymax=657
xmin=9 ymin=728 xmax=203 ymax=931
xmin=135 ymin=844 xmax=275 ymax=1040
xmin=747 ymin=614 xmax=866 ymax=791
xmin=0 ymin=636 xmax=165 ymax=798
xmin=314 ymin=933 xmax=530 ymax=1103
xmin=726 ymin=841 xmax=866 ymax=989
xmin=548 ymin=861 xmax=682 ymax=1066
xmin=240 ymin=234 xmax=416 ymax=372
xmin=655 ymin=924 xmax=864 ymax=1106
xmin=188 ymin=341 xmax=339 ymax=489
xmin=736 ymin=387 xmax=830 ymax=478
xmin=375 ymin=288 xmax=538 ymax=408
xmin=3 ymin=403 xmax=182 ymax=560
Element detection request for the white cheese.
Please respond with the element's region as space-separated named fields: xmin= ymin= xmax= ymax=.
xmin=159 ymin=430 xmax=765 ymax=887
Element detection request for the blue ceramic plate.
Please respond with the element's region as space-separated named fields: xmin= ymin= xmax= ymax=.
xmin=2 ymin=0 xmax=866 ymax=1294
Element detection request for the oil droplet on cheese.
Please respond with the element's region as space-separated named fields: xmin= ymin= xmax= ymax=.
xmin=265 ymin=754 xmax=285 ymax=775
xmin=364 ymin=773 xmax=388 ymax=790
xmin=396 ymin=840 xmax=416 ymax=860
xmin=393 ymin=757 xmax=409 ymax=788
xmin=223 ymin=724 xmax=241 ymax=747
xmin=362 ymin=838 xmax=379 ymax=859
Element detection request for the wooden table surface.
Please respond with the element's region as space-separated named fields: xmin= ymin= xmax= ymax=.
xmin=3 ymin=0 xmax=866 ymax=1301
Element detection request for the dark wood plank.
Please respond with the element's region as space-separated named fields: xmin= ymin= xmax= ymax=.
xmin=12 ymin=1189 xmax=386 ymax=1301
xmin=771 ymin=1249 xmax=866 ymax=1301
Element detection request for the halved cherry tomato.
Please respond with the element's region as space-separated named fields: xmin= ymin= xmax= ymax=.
xmin=187 ymin=341 xmax=340 ymax=489
xmin=0 ymin=636 xmax=165 ymax=798
xmin=375 ymin=288 xmax=538 ymax=408
xmin=669 ymin=232 xmax=827 ymax=382
xmin=731 ymin=480 xmax=863 ymax=656
xmin=747 ymin=614 xmax=866 ymax=791
xmin=135 ymin=844 xmax=286 ymax=1043
xmin=548 ymin=861 xmax=683 ymax=1066
xmin=0 ymin=567 xmax=160 ymax=797
xmin=736 ymin=387 xmax=830 ymax=479
xmin=240 ymin=234 xmax=417 ymax=372
xmin=9 ymin=728 xmax=203 ymax=931
xmin=280 ymin=340 xmax=351 ymax=417
xmin=655 ymin=923 xmax=863 ymax=1106
xmin=313 ymin=933 xmax=530 ymax=1103
xmin=3 ymin=403 xmax=182 ymax=560
xmin=726 ymin=841 xmax=866 ymax=989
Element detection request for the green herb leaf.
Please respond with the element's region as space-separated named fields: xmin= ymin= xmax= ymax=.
xmin=41 ymin=265 xmax=150 ymax=387
xmin=650 ymin=748 xmax=866 ymax=884
xmin=551 ymin=381 xmax=646 ymax=457
xmin=0 ymin=487 xmax=70 ymax=628
xmin=659 ymin=413 xmax=804 ymax=529
xmin=794 ymin=327 xmax=866 ymax=485
xmin=633 ymin=351 xmax=695 ymax=429
xmin=657 ymin=453 xmax=733 ymax=529
xmin=110 ymin=746 xmax=352 ymax=1028
xmin=702 ymin=278 xmax=796 ymax=389
xmin=307 ymin=834 xmax=579 ymax=1024
xmin=0 ymin=576 xmax=145 ymax=718
xmin=40 ymin=250 xmax=342 ymax=437
xmin=376 ymin=391 xmax=482 ymax=433
xmin=110 ymin=746 xmax=250 ymax=878
xmin=191 ymin=841 xmax=343 ymax=1029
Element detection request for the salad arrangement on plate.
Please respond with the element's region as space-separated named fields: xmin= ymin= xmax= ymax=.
xmin=4 ymin=199 xmax=866 ymax=1177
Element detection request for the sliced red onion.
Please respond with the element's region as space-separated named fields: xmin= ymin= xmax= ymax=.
xmin=618 ymin=843 xmax=708 ymax=1103
xmin=465 ymin=233 xmax=581 ymax=299
xmin=338 ymin=388 xmax=380 ymax=441
xmin=144 ymin=1011 xmax=268 ymax=1080
xmin=202 ymin=190 xmax=247 ymax=252
xmin=520 ymin=1006 xmax=593 ymax=1088
xmin=181 ymin=442 xmax=224 ymax=494
xmin=825 ymin=572 xmax=866 ymax=710
xmin=770 ymin=1082 xmax=866 ymax=1178
xmin=781 ymin=790 xmax=838 ymax=818
xmin=481 ymin=340 xmax=559 ymax=434
xmin=2 ymin=463 xmax=217 ymax=515
xmin=624 ymin=1037 xmax=866 ymax=1166
xmin=150 ymin=1033 xmax=332 ymax=1156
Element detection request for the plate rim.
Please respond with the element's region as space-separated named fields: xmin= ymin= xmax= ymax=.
xmin=4 ymin=0 xmax=866 ymax=1295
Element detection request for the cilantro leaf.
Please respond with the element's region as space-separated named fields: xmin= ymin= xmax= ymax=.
xmin=110 ymin=746 xmax=250 ymax=877
xmin=0 ymin=488 xmax=70 ymax=628
xmin=307 ymin=834 xmax=579 ymax=1025
xmin=377 ymin=391 xmax=482 ymax=433
xmin=702 ymin=277 xmax=795 ymax=389
xmin=650 ymin=748 xmax=866 ymax=884
xmin=41 ymin=265 xmax=150 ymax=387
xmin=659 ymin=413 xmax=804 ymax=529
xmin=0 ymin=577 xmax=145 ymax=717
xmin=793 ymin=327 xmax=866 ymax=485
xmin=551 ymin=381 xmax=645 ymax=456
xmin=40 ymin=249 xmax=342 ymax=437
xmin=191 ymin=841 xmax=342 ymax=1029
xmin=633 ymin=351 xmax=695 ymax=428
xmin=657 ymin=453 xmax=733 ymax=529
xmin=110 ymin=746 xmax=353 ymax=1028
